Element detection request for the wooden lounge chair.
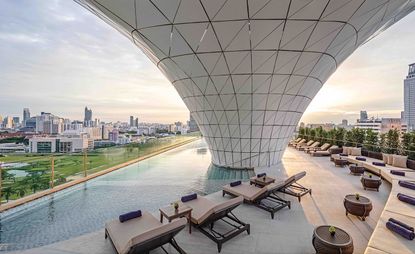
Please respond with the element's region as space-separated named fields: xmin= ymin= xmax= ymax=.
xmin=296 ymin=140 xmax=314 ymax=149
xmin=310 ymin=145 xmax=338 ymax=157
xmin=222 ymin=181 xmax=291 ymax=219
xmin=305 ymin=143 xmax=330 ymax=153
xmin=105 ymin=211 xmax=187 ymax=254
xmin=289 ymin=137 xmax=302 ymax=146
xmin=292 ymin=139 xmax=306 ymax=148
xmin=277 ymin=171 xmax=312 ymax=202
xmin=298 ymin=141 xmax=320 ymax=151
xmin=180 ymin=195 xmax=250 ymax=252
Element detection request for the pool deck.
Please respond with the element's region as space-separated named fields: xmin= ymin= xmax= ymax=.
xmin=11 ymin=147 xmax=390 ymax=254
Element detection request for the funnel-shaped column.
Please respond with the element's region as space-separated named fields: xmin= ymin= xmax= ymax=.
xmin=76 ymin=0 xmax=415 ymax=168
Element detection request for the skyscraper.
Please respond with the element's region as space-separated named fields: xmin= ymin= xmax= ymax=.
xmin=404 ymin=63 xmax=415 ymax=131
xmin=84 ymin=107 xmax=92 ymax=127
xmin=360 ymin=111 xmax=368 ymax=122
xmin=129 ymin=116 xmax=134 ymax=127
xmin=134 ymin=117 xmax=139 ymax=128
xmin=23 ymin=108 xmax=30 ymax=126
xmin=77 ymin=0 xmax=415 ymax=168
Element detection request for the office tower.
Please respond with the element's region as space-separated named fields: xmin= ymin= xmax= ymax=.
xmin=23 ymin=108 xmax=30 ymax=126
xmin=360 ymin=111 xmax=368 ymax=122
xmin=188 ymin=114 xmax=199 ymax=133
xmin=12 ymin=117 xmax=20 ymax=127
xmin=134 ymin=117 xmax=139 ymax=128
xmin=84 ymin=107 xmax=93 ymax=127
xmin=129 ymin=116 xmax=134 ymax=127
xmin=4 ymin=116 xmax=13 ymax=129
xmin=404 ymin=63 xmax=415 ymax=131
xmin=77 ymin=1 xmax=415 ymax=168
xmin=342 ymin=120 xmax=348 ymax=126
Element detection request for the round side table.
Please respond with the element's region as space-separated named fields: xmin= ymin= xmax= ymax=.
xmin=312 ymin=225 xmax=354 ymax=254
xmin=344 ymin=194 xmax=373 ymax=221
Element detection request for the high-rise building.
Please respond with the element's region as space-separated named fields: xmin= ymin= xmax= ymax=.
xmin=404 ymin=63 xmax=415 ymax=131
xmin=134 ymin=117 xmax=139 ymax=128
xmin=342 ymin=119 xmax=348 ymax=126
xmin=3 ymin=116 xmax=13 ymax=129
xmin=23 ymin=108 xmax=30 ymax=126
xmin=12 ymin=117 xmax=20 ymax=127
xmin=360 ymin=111 xmax=368 ymax=121
xmin=129 ymin=116 xmax=134 ymax=127
xmin=84 ymin=107 xmax=93 ymax=127
xmin=77 ymin=1 xmax=415 ymax=168
xmin=188 ymin=113 xmax=199 ymax=133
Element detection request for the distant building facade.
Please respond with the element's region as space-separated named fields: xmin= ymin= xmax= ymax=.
xmin=360 ymin=111 xmax=368 ymax=121
xmin=23 ymin=108 xmax=30 ymax=126
xmin=404 ymin=63 xmax=415 ymax=131
xmin=84 ymin=107 xmax=93 ymax=127
xmin=188 ymin=114 xmax=199 ymax=132
xmin=29 ymin=134 xmax=90 ymax=153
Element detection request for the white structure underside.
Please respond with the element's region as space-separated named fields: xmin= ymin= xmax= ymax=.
xmin=76 ymin=0 xmax=415 ymax=168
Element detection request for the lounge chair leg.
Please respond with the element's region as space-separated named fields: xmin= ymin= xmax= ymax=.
xmin=222 ymin=190 xmax=225 ymax=197
xmin=247 ymin=224 xmax=250 ymax=235
xmin=271 ymin=212 xmax=275 ymax=219
xmin=217 ymin=243 xmax=222 ymax=253
xmin=104 ymin=229 xmax=108 ymax=239
xmin=298 ymin=196 xmax=301 ymax=202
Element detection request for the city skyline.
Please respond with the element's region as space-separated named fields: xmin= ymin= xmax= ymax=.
xmin=1 ymin=1 xmax=415 ymax=124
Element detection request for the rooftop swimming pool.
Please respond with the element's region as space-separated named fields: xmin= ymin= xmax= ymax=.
xmin=0 ymin=139 xmax=254 ymax=251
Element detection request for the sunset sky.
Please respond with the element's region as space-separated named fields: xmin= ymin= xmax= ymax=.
xmin=1 ymin=0 xmax=415 ymax=124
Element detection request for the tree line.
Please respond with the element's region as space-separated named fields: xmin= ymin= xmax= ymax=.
xmin=297 ymin=127 xmax=415 ymax=159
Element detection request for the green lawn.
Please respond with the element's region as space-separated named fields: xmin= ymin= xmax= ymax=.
xmin=1 ymin=134 xmax=199 ymax=202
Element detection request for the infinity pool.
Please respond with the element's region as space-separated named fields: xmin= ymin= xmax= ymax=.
xmin=0 ymin=139 xmax=254 ymax=251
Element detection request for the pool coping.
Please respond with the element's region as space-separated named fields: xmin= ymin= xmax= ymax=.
xmin=0 ymin=137 xmax=200 ymax=213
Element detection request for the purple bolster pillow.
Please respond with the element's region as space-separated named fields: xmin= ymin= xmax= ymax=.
xmin=399 ymin=181 xmax=415 ymax=191
xmin=389 ymin=218 xmax=414 ymax=232
xmin=181 ymin=193 xmax=197 ymax=202
xmin=386 ymin=221 xmax=415 ymax=240
xmin=119 ymin=210 xmax=142 ymax=223
xmin=339 ymin=153 xmax=348 ymax=156
xmin=356 ymin=157 xmax=366 ymax=161
xmin=230 ymin=180 xmax=241 ymax=187
xmin=397 ymin=193 xmax=415 ymax=206
xmin=391 ymin=170 xmax=405 ymax=176
xmin=373 ymin=162 xmax=386 ymax=166
xmin=257 ymin=173 xmax=266 ymax=178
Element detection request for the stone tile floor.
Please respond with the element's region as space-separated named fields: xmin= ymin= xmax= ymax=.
xmin=11 ymin=148 xmax=390 ymax=254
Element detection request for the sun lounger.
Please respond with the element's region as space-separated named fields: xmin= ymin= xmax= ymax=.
xmin=277 ymin=171 xmax=312 ymax=202
xmin=292 ymin=139 xmax=306 ymax=148
xmin=296 ymin=140 xmax=314 ymax=149
xmin=105 ymin=211 xmax=187 ymax=254
xmin=289 ymin=137 xmax=302 ymax=146
xmin=298 ymin=141 xmax=320 ymax=151
xmin=180 ymin=195 xmax=250 ymax=252
xmin=222 ymin=181 xmax=291 ymax=219
xmin=305 ymin=143 xmax=330 ymax=153
xmin=310 ymin=145 xmax=338 ymax=157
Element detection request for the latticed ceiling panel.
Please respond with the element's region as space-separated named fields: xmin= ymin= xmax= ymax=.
xmin=76 ymin=0 xmax=415 ymax=168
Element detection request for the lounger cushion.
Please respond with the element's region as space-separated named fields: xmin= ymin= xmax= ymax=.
xmin=223 ymin=182 xmax=267 ymax=202
xmin=320 ymin=143 xmax=330 ymax=150
xmin=106 ymin=211 xmax=186 ymax=254
xmin=180 ymin=196 xmax=215 ymax=224
xmin=392 ymin=155 xmax=408 ymax=168
xmin=212 ymin=196 xmax=243 ymax=213
xmin=311 ymin=150 xmax=330 ymax=156
xmin=293 ymin=171 xmax=306 ymax=181
xmin=351 ymin=148 xmax=362 ymax=156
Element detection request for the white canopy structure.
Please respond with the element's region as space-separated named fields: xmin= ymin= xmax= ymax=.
xmin=76 ymin=0 xmax=415 ymax=168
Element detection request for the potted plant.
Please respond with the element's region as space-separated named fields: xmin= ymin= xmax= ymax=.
xmin=329 ymin=226 xmax=336 ymax=236
xmin=172 ymin=201 xmax=179 ymax=211
xmin=355 ymin=193 xmax=360 ymax=200
xmin=368 ymin=173 xmax=373 ymax=178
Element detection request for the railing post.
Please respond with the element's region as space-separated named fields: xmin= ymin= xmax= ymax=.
xmin=51 ymin=155 xmax=55 ymax=189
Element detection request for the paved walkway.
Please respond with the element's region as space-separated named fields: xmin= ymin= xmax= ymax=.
xmin=11 ymin=148 xmax=390 ymax=254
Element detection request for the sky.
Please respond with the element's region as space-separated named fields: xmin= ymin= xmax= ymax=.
xmin=0 ymin=1 xmax=415 ymax=124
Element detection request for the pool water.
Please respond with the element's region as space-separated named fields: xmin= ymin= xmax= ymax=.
xmin=0 ymin=139 xmax=254 ymax=251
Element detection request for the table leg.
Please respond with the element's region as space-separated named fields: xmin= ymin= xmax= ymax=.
xmin=188 ymin=211 xmax=192 ymax=234
xmin=160 ymin=213 xmax=163 ymax=223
